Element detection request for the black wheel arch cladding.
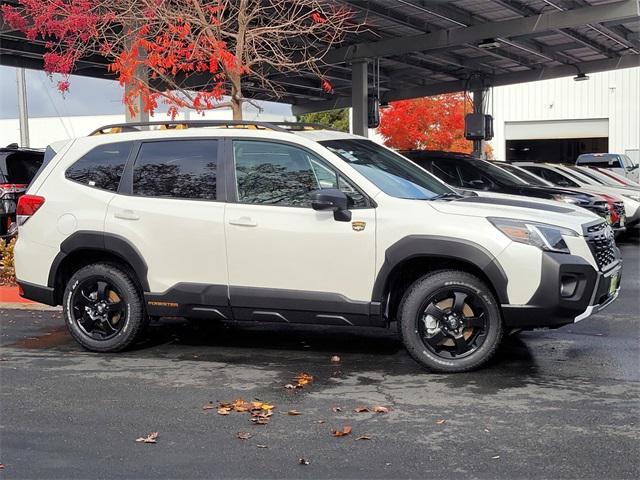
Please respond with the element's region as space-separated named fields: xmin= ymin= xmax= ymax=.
xmin=372 ymin=235 xmax=509 ymax=305
xmin=48 ymin=231 xmax=150 ymax=292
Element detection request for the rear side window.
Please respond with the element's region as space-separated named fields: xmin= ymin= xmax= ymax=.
xmin=4 ymin=151 xmax=43 ymax=184
xmin=133 ymin=140 xmax=218 ymax=200
xmin=66 ymin=142 xmax=131 ymax=191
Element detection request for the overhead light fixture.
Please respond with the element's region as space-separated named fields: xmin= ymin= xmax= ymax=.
xmin=478 ymin=38 xmax=500 ymax=49
xmin=573 ymin=72 xmax=589 ymax=82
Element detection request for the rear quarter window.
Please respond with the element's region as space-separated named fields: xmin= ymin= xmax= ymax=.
xmin=66 ymin=142 xmax=132 ymax=191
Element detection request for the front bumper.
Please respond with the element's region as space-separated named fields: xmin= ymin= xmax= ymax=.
xmin=501 ymin=252 xmax=622 ymax=329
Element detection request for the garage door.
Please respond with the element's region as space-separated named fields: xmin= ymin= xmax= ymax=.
xmin=505 ymin=118 xmax=609 ymax=140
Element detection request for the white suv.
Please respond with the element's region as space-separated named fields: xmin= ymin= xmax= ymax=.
xmin=14 ymin=121 xmax=623 ymax=372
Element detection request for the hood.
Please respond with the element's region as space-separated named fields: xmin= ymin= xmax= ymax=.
xmin=430 ymin=193 xmax=599 ymax=233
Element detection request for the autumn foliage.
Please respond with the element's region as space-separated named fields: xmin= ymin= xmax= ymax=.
xmin=1 ymin=0 xmax=354 ymax=119
xmin=379 ymin=94 xmax=482 ymax=155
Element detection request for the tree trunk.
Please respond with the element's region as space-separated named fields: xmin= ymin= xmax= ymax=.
xmin=230 ymin=72 xmax=242 ymax=120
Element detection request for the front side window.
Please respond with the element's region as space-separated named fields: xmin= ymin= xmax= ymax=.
xmin=320 ymin=139 xmax=452 ymax=200
xmin=133 ymin=140 xmax=218 ymax=200
xmin=66 ymin=142 xmax=131 ymax=191
xmin=233 ymin=140 xmax=367 ymax=208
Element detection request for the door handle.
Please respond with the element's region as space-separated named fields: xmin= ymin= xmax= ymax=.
xmin=114 ymin=209 xmax=140 ymax=221
xmin=229 ymin=216 xmax=257 ymax=227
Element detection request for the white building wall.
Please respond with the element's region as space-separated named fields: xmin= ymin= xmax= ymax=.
xmin=488 ymin=66 xmax=640 ymax=160
xmin=0 ymin=105 xmax=295 ymax=149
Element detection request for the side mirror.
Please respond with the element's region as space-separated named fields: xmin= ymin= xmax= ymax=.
xmin=469 ymin=179 xmax=487 ymax=190
xmin=310 ymin=188 xmax=352 ymax=222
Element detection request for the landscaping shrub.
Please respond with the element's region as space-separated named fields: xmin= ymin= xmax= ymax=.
xmin=0 ymin=237 xmax=17 ymax=286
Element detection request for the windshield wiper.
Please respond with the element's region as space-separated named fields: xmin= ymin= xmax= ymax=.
xmin=429 ymin=192 xmax=463 ymax=201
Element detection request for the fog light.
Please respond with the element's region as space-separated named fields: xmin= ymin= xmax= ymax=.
xmin=560 ymin=276 xmax=578 ymax=297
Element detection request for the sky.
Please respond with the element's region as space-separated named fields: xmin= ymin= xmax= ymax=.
xmin=0 ymin=65 xmax=293 ymax=120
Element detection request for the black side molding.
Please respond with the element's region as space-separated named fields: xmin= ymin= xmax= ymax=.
xmin=48 ymin=231 xmax=150 ymax=291
xmin=372 ymin=235 xmax=509 ymax=304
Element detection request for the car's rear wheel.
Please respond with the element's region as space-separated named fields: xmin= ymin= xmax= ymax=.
xmin=63 ymin=263 xmax=147 ymax=352
xmin=398 ymin=270 xmax=503 ymax=373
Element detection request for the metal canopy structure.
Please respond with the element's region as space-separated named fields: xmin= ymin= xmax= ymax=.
xmin=1 ymin=0 xmax=639 ymax=128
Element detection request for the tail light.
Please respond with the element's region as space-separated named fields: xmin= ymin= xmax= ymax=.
xmin=599 ymin=194 xmax=619 ymax=225
xmin=16 ymin=194 xmax=45 ymax=226
xmin=0 ymin=183 xmax=27 ymax=197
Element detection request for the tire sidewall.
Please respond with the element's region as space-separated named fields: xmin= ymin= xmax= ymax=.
xmin=63 ymin=265 xmax=139 ymax=352
xmin=400 ymin=272 xmax=503 ymax=372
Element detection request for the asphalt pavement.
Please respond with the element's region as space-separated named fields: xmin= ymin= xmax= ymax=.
xmin=0 ymin=230 xmax=638 ymax=479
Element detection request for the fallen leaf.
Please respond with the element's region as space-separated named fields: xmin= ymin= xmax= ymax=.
xmin=288 ymin=410 xmax=302 ymax=416
xmin=294 ymin=373 xmax=314 ymax=388
xmin=202 ymin=403 xmax=215 ymax=411
xmin=356 ymin=435 xmax=372 ymax=440
xmin=284 ymin=384 xmax=296 ymax=390
xmin=492 ymin=455 xmax=500 ymax=459
xmin=435 ymin=419 xmax=446 ymax=425
xmin=299 ymin=458 xmax=310 ymax=465
xmin=354 ymin=406 xmax=370 ymax=413
xmin=256 ymin=444 xmax=268 ymax=448
xmin=332 ymin=406 xmax=342 ymax=413
xmin=315 ymin=420 xmax=326 ymax=424
xmin=251 ymin=415 xmax=271 ymax=425
xmin=373 ymin=406 xmax=389 ymax=413
xmin=330 ymin=355 xmax=341 ymax=363
xmin=217 ymin=407 xmax=232 ymax=415
xmin=0 ymin=464 xmax=5 ymax=469
xmin=332 ymin=425 xmax=352 ymax=437
xmin=484 ymin=428 xmax=490 ymax=433
xmin=135 ymin=432 xmax=159 ymax=444
xmin=237 ymin=432 xmax=253 ymax=440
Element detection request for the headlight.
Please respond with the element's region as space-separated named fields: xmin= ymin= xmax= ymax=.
xmin=622 ymin=194 xmax=640 ymax=202
xmin=554 ymin=195 xmax=580 ymax=204
xmin=489 ymin=217 xmax=578 ymax=254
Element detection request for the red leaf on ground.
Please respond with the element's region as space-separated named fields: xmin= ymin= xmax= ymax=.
xmin=332 ymin=425 xmax=352 ymax=437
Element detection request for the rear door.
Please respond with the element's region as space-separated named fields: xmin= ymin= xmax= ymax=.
xmin=105 ymin=138 xmax=228 ymax=306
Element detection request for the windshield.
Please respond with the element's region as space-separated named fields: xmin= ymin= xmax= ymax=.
xmin=320 ymin=139 xmax=452 ymax=200
xmin=566 ymin=166 xmax=610 ymax=185
xmin=473 ymin=160 xmax=527 ymax=186
xmin=498 ymin=163 xmax=552 ymax=186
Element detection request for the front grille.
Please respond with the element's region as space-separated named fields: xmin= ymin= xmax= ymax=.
xmin=586 ymin=222 xmax=617 ymax=270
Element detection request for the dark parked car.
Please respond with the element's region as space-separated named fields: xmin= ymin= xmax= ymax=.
xmin=402 ymin=150 xmax=613 ymax=226
xmin=0 ymin=144 xmax=44 ymax=238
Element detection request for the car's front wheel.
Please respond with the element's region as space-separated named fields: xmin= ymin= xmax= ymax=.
xmin=63 ymin=263 xmax=147 ymax=352
xmin=398 ymin=270 xmax=503 ymax=373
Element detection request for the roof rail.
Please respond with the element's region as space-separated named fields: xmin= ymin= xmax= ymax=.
xmin=89 ymin=120 xmax=291 ymax=136
xmin=267 ymin=122 xmax=340 ymax=132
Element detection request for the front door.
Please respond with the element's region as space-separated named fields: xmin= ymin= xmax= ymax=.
xmin=224 ymin=139 xmax=377 ymax=326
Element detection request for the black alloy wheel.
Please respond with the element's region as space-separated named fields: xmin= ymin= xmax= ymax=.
xmin=417 ymin=288 xmax=489 ymax=359
xmin=398 ymin=270 xmax=503 ymax=373
xmin=71 ymin=278 xmax=126 ymax=341
xmin=63 ymin=263 xmax=147 ymax=352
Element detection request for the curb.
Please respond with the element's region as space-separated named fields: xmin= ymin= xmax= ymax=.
xmin=0 ymin=285 xmax=32 ymax=304
xmin=0 ymin=286 xmax=60 ymax=311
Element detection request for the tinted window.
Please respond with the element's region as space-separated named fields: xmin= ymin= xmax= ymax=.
xmin=526 ymin=167 xmax=579 ymax=187
xmin=133 ymin=140 xmax=217 ymax=200
xmin=321 ymin=139 xmax=451 ymax=200
xmin=4 ymin=151 xmax=43 ymax=184
xmin=431 ymin=161 xmax=462 ymax=187
xmin=66 ymin=142 xmax=131 ymax=191
xmin=234 ymin=140 xmax=354 ymax=208
xmin=499 ymin=164 xmax=551 ymax=186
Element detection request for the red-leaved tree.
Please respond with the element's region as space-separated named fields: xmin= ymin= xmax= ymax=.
xmin=1 ymin=0 xmax=354 ymax=120
xmin=379 ymin=93 xmax=492 ymax=157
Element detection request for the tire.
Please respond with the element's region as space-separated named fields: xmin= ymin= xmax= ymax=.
xmin=63 ymin=262 xmax=147 ymax=352
xmin=398 ymin=270 xmax=503 ymax=373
